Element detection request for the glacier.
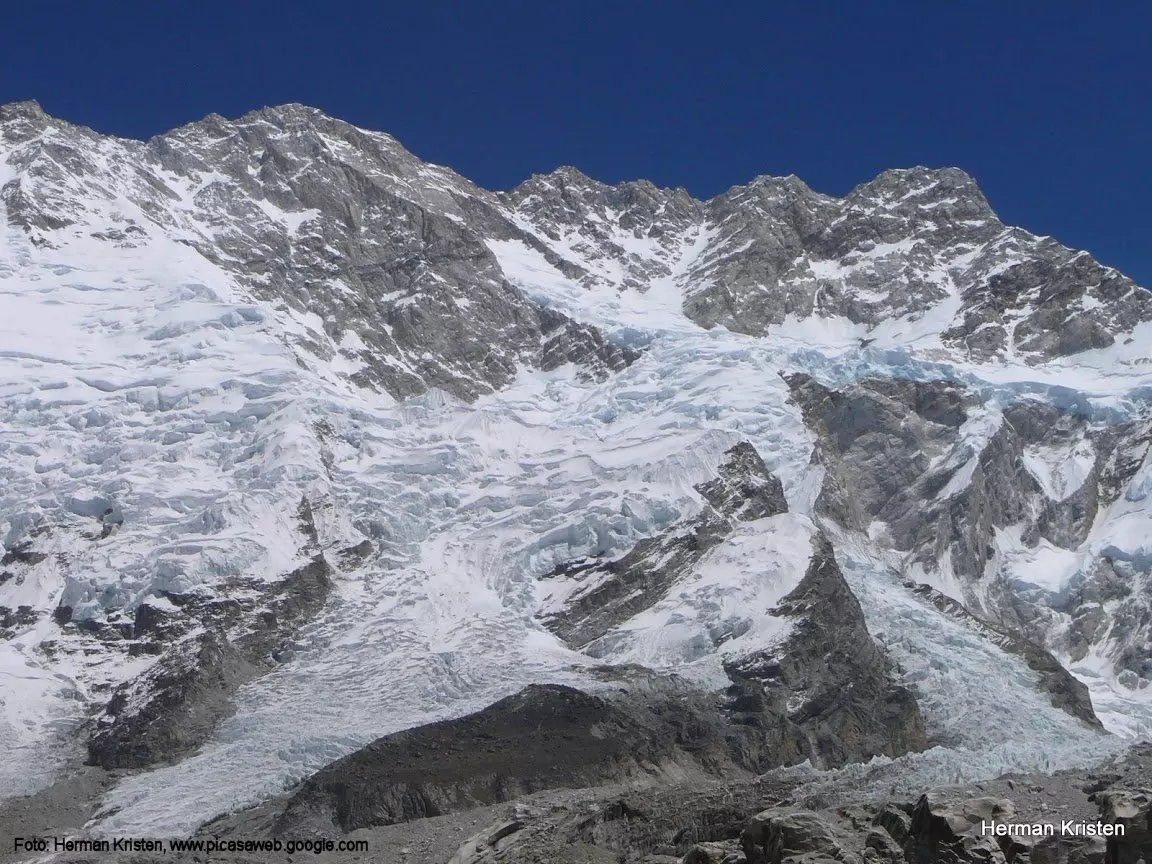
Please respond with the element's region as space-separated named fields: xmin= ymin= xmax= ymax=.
xmin=85 ymin=327 xmax=1126 ymax=835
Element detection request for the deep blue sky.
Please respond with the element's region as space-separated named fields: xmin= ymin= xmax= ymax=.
xmin=3 ymin=2 xmax=1149 ymax=284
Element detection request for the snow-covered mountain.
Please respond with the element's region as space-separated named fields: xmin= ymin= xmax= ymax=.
xmin=1 ymin=100 xmax=1150 ymax=840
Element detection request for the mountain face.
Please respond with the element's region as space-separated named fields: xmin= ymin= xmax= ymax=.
xmin=1 ymin=100 xmax=1151 ymax=855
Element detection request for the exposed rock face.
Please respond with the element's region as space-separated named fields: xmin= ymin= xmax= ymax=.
xmin=273 ymin=683 xmax=717 ymax=835
xmin=682 ymin=839 xmax=747 ymax=863
xmin=696 ymin=443 xmax=790 ymax=523
xmin=501 ymin=167 xmax=705 ymax=293
xmin=539 ymin=442 xmax=789 ymax=649
xmin=784 ymin=373 xmax=975 ymax=535
xmin=917 ymin=400 xmax=1103 ymax=580
xmin=87 ymin=628 xmax=259 ymax=770
xmin=733 ymin=762 xmax=1152 ymax=864
xmin=504 ymin=162 xmax=1152 ymax=361
xmin=742 ymin=808 xmax=862 ymax=863
xmin=1095 ymin=791 xmax=1152 ymax=864
xmin=900 ymin=793 xmax=1019 ymax=863
xmin=538 ymin=443 xmax=924 ymax=776
xmin=787 ymin=370 xmax=1152 ymax=713
xmin=724 ymin=534 xmax=927 ymax=772
xmin=87 ymin=556 xmax=332 ymax=768
xmin=1 ymin=101 xmax=638 ymax=403
xmin=942 ymin=250 xmax=1151 ymax=362
xmin=788 ymin=374 xmax=1147 ymax=599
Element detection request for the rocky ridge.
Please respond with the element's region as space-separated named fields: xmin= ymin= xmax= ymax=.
xmin=10 ymin=740 xmax=1148 ymax=864
xmin=0 ymin=100 xmax=638 ymax=403
xmin=501 ymin=163 xmax=1152 ymax=363
xmin=785 ymin=372 xmax=1152 ymax=726
xmin=539 ymin=442 xmax=790 ymax=649
xmin=4 ymin=99 xmax=1150 ymax=393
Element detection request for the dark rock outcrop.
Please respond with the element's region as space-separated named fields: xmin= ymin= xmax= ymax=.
xmin=742 ymin=808 xmax=858 ymax=863
xmin=273 ymin=683 xmax=707 ymax=835
xmin=724 ymin=534 xmax=927 ymax=772
xmin=903 ymin=792 xmax=1017 ymax=863
xmin=695 ymin=442 xmax=790 ymax=522
xmin=683 ymin=839 xmax=747 ymax=863
xmin=1095 ymin=791 xmax=1152 ymax=864
xmin=784 ymin=373 xmax=974 ymax=536
xmin=540 ymin=442 xmax=788 ymax=649
xmin=787 ymin=371 xmax=1152 ymax=717
xmin=87 ymin=555 xmax=332 ymax=769
xmin=86 ymin=627 xmax=260 ymax=770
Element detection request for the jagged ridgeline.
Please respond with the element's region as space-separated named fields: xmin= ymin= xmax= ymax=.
xmin=1 ymin=100 xmax=1151 ymax=861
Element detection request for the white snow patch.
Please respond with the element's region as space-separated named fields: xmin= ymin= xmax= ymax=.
xmin=1022 ymin=438 xmax=1096 ymax=501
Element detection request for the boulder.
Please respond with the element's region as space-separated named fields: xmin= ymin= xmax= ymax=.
xmin=1095 ymin=791 xmax=1152 ymax=864
xmin=742 ymin=809 xmax=860 ymax=864
xmin=683 ymin=840 xmax=747 ymax=863
xmin=905 ymin=793 xmax=1016 ymax=864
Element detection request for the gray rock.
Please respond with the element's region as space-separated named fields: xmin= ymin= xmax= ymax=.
xmin=1095 ymin=790 xmax=1152 ymax=864
xmin=86 ymin=627 xmax=260 ymax=770
xmin=540 ymin=441 xmax=786 ymax=649
xmin=695 ymin=442 xmax=789 ymax=522
xmin=742 ymin=809 xmax=860 ymax=864
xmin=273 ymin=683 xmax=705 ymax=835
xmin=874 ymin=804 xmax=913 ymax=846
xmin=905 ymin=793 xmax=1015 ymax=863
xmin=87 ymin=555 xmax=332 ymax=768
xmin=505 ymin=157 xmax=1152 ymax=360
xmin=785 ymin=373 xmax=973 ymax=534
xmin=724 ymin=534 xmax=927 ymax=772
xmin=864 ymin=827 xmax=906 ymax=863
xmin=683 ymin=840 xmax=748 ymax=863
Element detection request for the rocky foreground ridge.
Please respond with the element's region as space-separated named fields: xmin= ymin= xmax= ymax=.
xmin=417 ymin=741 xmax=1152 ymax=864
xmin=5 ymin=728 xmax=1151 ymax=864
xmin=4 ymin=97 xmax=1151 ymax=401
